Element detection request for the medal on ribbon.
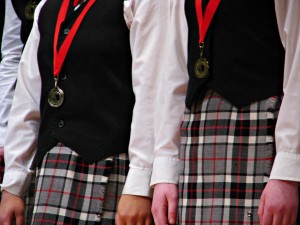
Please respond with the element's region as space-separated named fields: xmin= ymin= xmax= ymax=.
xmin=194 ymin=0 xmax=221 ymax=79
xmin=194 ymin=43 xmax=209 ymax=79
xmin=48 ymin=78 xmax=64 ymax=107
xmin=24 ymin=0 xmax=37 ymax=20
xmin=48 ymin=0 xmax=95 ymax=107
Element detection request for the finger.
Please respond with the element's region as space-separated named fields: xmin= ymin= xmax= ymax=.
xmin=2 ymin=214 xmax=13 ymax=225
xmin=282 ymin=215 xmax=290 ymax=225
xmin=288 ymin=205 xmax=298 ymax=225
xmin=167 ymin=193 xmax=178 ymax=224
xmin=262 ymin=209 xmax=273 ymax=225
xmin=258 ymin=196 xmax=265 ymax=222
xmin=137 ymin=218 xmax=147 ymax=225
xmin=115 ymin=213 xmax=126 ymax=225
xmin=145 ymin=217 xmax=153 ymax=225
xmin=289 ymin=214 xmax=297 ymax=225
xmin=272 ymin=214 xmax=283 ymax=225
xmin=152 ymin=203 xmax=168 ymax=225
xmin=15 ymin=211 xmax=25 ymax=225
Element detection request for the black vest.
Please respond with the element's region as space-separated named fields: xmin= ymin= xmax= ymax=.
xmin=32 ymin=0 xmax=134 ymax=167
xmin=0 ymin=0 xmax=4 ymax=59
xmin=185 ymin=0 xmax=285 ymax=108
xmin=11 ymin=0 xmax=41 ymax=44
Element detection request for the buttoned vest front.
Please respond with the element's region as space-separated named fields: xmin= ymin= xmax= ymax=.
xmin=185 ymin=0 xmax=285 ymax=108
xmin=32 ymin=0 xmax=134 ymax=167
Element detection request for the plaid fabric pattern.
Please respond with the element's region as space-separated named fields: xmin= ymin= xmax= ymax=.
xmin=24 ymin=175 xmax=36 ymax=224
xmin=31 ymin=144 xmax=129 ymax=225
xmin=179 ymin=90 xmax=281 ymax=225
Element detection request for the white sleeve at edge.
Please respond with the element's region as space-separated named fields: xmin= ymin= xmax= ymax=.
xmin=271 ymin=0 xmax=300 ymax=182
xmin=0 ymin=0 xmax=23 ymax=147
xmin=122 ymin=0 xmax=171 ymax=197
xmin=1 ymin=0 xmax=46 ymax=198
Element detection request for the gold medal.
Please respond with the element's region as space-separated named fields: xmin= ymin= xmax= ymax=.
xmin=194 ymin=57 xmax=209 ymax=79
xmin=194 ymin=42 xmax=209 ymax=79
xmin=24 ymin=1 xmax=37 ymax=20
xmin=48 ymin=78 xmax=64 ymax=108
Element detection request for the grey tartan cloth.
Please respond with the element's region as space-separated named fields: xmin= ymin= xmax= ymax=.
xmin=27 ymin=144 xmax=128 ymax=225
xmin=178 ymin=90 xmax=288 ymax=225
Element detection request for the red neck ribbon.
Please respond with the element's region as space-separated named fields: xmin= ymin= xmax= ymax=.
xmin=195 ymin=0 xmax=221 ymax=44
xmin=53 ymin=0 xmax=95 ymax=78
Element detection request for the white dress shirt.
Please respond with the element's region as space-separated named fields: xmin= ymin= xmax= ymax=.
xmin=0 ymin=0 xmax=23 ymax=148
xmin=2 ymin=0 xmax=300 ymax=198
xmin=2 ymin=0 xmax=172 ymax=197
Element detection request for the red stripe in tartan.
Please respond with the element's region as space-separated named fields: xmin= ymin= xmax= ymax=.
xmin=41 ymin=145 xmax=64 ymax=223
xmin=180 ymin=219 xmax=259 ymax=224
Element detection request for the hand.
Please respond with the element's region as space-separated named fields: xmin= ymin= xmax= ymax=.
xmin=258 ymin=179 xmax=298 ymax=225
xmin=0 ymin=190 xmax=25 ymax=225
xmin=116 ymin=194 xmax=153 ymax=225
xmin=152 ymin=183 xmax=178 ymax=225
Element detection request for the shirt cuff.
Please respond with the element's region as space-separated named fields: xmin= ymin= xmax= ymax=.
xmin=1 ymin=169 xmax=34 ymax=198
xmin=150 ymin=156 xmax=179 ymax=187
xmin=270 ymin=151 xmax=300 ymax=182
xmin=123 ymin=167 xmax=153 ymax=198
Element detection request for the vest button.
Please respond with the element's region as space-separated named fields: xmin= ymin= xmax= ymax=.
xmin=58 ymin=120 xmax=64 ymax=128
xmin=63 ymin=28 xmax=70 ymax=35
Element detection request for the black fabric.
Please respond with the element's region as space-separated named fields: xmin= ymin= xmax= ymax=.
xmin=32 ymin=0 xmax=134 ymax=167
xmin=11 ymin=0 xmax=41 ymax=43
xmin=0 ymin=0 xmax=4 ymax=59
xmin=185 ymin=0 xmax=285 ymax=108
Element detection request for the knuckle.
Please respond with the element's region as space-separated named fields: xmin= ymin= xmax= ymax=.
xmin=151 ymin=206 xmax=159 ymax=215
xmin=267 ymin=203 xmax=284 ymax=213
xmin=116 ymin=211 xmax=127 ymax=219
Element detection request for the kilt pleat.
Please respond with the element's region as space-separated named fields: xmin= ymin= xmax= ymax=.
xmin=179 ymin=90 xmax=281 ymax=225
xmin=30 ymin=144 xmax=129 ymax=225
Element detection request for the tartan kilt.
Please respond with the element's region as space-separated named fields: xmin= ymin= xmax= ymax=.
xmin=30 ymin=144 xmax=129 ymax=225
xmin=179 ymin=90 xmax=284 ymax=225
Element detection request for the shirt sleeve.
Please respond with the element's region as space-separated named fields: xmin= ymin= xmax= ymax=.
xmin=150 ymin=0 xmax=189 ymax=187
xmin=123 ymin=0 xmax=189 ymax=196
xmin=0 ymin=0 xmax=23 ymax=147
xmin=1 ymin=0 xmax=46 ymax=197
xmin=122 ymin=0 xmax=173 ymax=197
xmin=270 ymin=0 xmax=300 ymax=182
